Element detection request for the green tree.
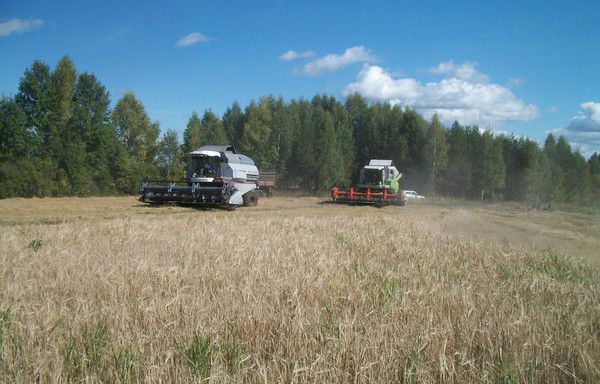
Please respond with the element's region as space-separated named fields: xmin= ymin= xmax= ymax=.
xmin=499 ymin=135 xmax=541 ymax=201
xmin=400 ymin=107 xmax=429 ymax=190
xmin=269 ymin=97 xmax=291 ymax=173
xmin=222 ymin=101 xmax=245 ymax=148
xmin=542 ymin=135 xmax=589 ymax=203
xmin=42 ymin=56 xmax=79 ymax=194
xmin=518 ymin=138 xmax=544 ymax=202
xmin=387 ymin=105 xmax=409 ymax=170
xmin=564 ymin=152 xmax=590 ymax=203
xmin=70 ymin=72 xmax=118 ymax=194
xmin=540 ymin=134 xmax=564 ymax=203
xmin=537 ymin=152 xmax=563 ymax=206
xmin=111 ymin=92 xmax=159 ymax=192
xmin=331 ymin=100 xmax=355 ymax=186
xmin=7 ymin=58 xmax=68 ymax=197
xmin=588 ymin=153 xmax=600 ymax=201
xmin=479 ymin=131 xmax=506 ymax=200
xmin=0 ymin=158 xmax=59 ymax=198
xmin=288 ymin=99 xmax=316 ymax=189
xmin=15 ymin=60 xmax=51 ymax=155
xmin=0 ymin=97 xmax=44 ymax=198
xmin=240 ymin=99 xmax=273 ymax=168
xmin=112 ymin=92 xmax=159 ymax=163
xmin=423 ymin=114 xmax=448 ymax=194
xmin=201 ymin=110 xmax=227 ymax=145
xmin=444 ymin=121 xmax=473 ymax=198
xmin=0 ymin=97 xmax=31 ymax=162
xmin=345 ymin=93 xmax=371 ymax=170
xmin=156 ymin=130 xmax=183 ymax=180
xmin=183 ymin=112 xmax=203 ymax=153
xmin=313 ymin=107 xmax=342 ymax=190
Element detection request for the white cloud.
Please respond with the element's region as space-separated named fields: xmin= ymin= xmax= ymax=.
xmin=175 ymin=32 xmax=209 ymax=47
xmin=430 ymin=61 xmax=489 ymax=83
xmin=549 ymin=106 xmax=559 ymax=114
xmin=279 ymin=50 xmax=316 ymax=61
xmin=343 ymin=63 xmax=539 ymax=126
xmin=301 ymin=46 xmax=377 ymax=76
xmin=0 ymin=18 xmax=44 ymax=37
xmin=555 ymin=102 xmax=600 ymax=156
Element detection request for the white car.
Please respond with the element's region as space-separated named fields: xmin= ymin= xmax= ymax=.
xmin=403 ymin=190 xmax=425 ymax=199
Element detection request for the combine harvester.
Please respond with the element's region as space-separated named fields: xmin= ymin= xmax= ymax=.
xmin=332 ymin=159 xmax=407 ymax=207
xmin=139 ymin=145 xmax=260 ymax=210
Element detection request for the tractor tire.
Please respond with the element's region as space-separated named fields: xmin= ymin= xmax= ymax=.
xmin=242 ymin=190 xmax=259 ymax=207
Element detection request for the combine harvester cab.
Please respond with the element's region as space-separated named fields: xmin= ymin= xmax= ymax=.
xmin=332 ymin=159 xmax=406 ymax=207
xmin=139 ymin=145 xmax=260 ymax=209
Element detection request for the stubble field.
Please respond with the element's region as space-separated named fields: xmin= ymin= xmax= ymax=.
xmin=0 ymin=196 xmax=598 ymax=382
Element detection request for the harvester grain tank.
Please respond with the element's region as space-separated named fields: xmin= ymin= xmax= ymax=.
xmin=332 ymin=159 xmax=406 ymax=206
xmin=139 ymin=145 xmax=260 ymax=209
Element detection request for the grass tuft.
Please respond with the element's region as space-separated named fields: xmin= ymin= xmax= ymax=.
xmin=112 ymin=345 xmax=139 ymax=382
xmin=0 ymin=307 xmax=12 ymax=358
xmin=60 ymin=318 xmax=110 ymax=380
xmin=177 ymin=332 xmax=213 ymax=380
xmin=219 ymin=327 xmax=247 ymax=374
xmin=26 ymin=239 xmax=42 ymax=251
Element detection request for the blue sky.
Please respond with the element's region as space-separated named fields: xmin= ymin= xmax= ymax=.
xmin=1 ymin=1 xmax=599 ymax=155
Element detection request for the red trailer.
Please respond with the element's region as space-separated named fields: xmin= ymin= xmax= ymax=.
xmin=258 ymin=170 xmax=276 ymax=197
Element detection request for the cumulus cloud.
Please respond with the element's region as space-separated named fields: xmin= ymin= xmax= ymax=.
xmin=279 ymin=50 xmax=316 ymax=61
xmin=430 ymin=61 xmax=490 ymax=83
xmin=301 ymin=46 xmax=377 ymax=76
xmin=175 ymin=32 xmax=209 ymax=47
xmin=554 ymin=102 xmax=600 ymax=156
xmin=343 ymin=63 xmax=539 ymax=126
xmin=0 ymin=18 xmax=44 ymax=37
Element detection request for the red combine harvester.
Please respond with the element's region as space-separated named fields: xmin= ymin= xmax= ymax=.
xmin=331 ymin=159 xmax=406 ymax=207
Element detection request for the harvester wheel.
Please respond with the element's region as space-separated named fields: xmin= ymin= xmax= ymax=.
xmin=243 ymin=190 xmax=259 ymax=207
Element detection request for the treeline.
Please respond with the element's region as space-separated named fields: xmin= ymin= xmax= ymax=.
xmin=1 ymin=57 xmax=599 ymax=205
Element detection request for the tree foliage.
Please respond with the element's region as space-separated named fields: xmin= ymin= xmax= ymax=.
xmin=423 ymin=114 xmax=449 ymax=194
xmin=183 ymin=112 xmax=202 ymax=153
xmin=0 ymin=57 xmax=598 ymax=206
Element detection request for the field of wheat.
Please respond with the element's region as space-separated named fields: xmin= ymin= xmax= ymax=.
xmin=0 ymin=196 xmax=598 ymax=383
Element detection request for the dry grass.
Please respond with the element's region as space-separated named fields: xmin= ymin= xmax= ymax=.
xmin=0 ymin=196 xmax=598 ymax=382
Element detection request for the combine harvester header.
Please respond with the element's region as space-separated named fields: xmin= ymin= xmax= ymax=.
xmin=332 ymin=159 xmax=406 ymax=207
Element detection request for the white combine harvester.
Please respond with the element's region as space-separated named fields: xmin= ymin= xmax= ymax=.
xmin=139 ymin=145 xmax=260 ymax=210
